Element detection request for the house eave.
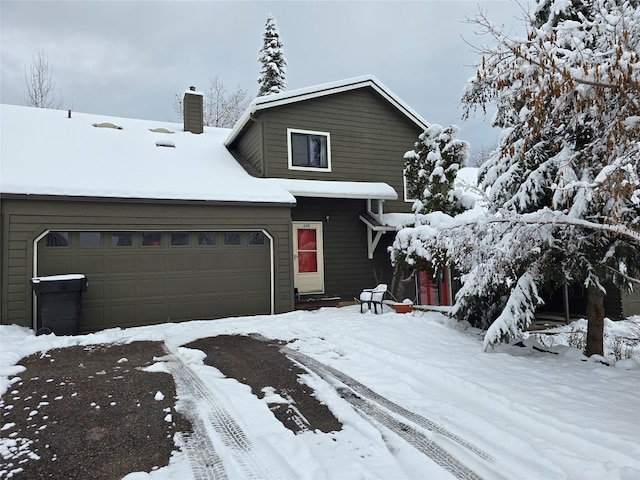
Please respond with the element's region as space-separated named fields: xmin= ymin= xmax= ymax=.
xmin=289 ymin=191 xmax=396 ymax=201
xmin=268 ymin=178 xmax=398 ymax=201
xmin=0 ymin=192 xmax=295 ymax=208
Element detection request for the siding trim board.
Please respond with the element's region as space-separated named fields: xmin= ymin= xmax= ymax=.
xmin=31 ymin=229 xmax=50 ymax=329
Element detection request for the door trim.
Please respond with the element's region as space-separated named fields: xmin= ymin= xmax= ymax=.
xmin=292 ymin=222 xmax=325 ymax=294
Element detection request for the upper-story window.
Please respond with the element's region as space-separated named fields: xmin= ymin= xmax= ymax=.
xmin=288 ymin=128 xmax=331 ymax=172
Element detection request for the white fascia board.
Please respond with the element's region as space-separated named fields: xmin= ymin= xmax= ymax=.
xmin=224 ymin=103 xmax=258 ymax=147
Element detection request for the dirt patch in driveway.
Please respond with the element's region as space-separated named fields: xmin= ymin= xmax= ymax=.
xmin=1 ymin=335 xmax=342 ymax=479
xmin=0 ymin=341 xmax=190 ymax=480
xmin=184 ymin=334 xmax=343 ymax=434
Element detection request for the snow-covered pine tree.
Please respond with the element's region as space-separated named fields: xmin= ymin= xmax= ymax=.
xmin=404 ymin=124 xmax=470 ymax=217
xmin=390 ymin=125 xmax=471 ymax=301
xmin=257 ymin=14 xmax=287 ymax=97
xmin=392 ymin=0 xmax=640 ymax=356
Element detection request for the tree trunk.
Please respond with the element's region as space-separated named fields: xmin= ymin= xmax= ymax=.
xmin=585 ymin=284 xmax=605 ymax=357
xmin=390 ymin=263 xmax=404 ymax=302
xmin=390 ymin=264 xmax=415 ymax=302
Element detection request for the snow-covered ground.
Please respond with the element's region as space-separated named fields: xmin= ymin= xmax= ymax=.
xmin=1 ymin=308 xmax=639 ymax=480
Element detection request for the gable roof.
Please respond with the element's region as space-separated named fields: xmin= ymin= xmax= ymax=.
xmin=0 ymin=104 xmax=295 ymax=204
xmin=224 ymin=74 xmax=429 ymax=146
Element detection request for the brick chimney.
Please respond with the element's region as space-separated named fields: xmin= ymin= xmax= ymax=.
xmin=183 ymin=86 xmax=203 ymax=134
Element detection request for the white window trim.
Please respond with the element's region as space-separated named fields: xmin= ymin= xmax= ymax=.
xmin=287 ymin=128 xmax=332 ymax=172
xmin=403 ymin=170 xmax=416 ymax=202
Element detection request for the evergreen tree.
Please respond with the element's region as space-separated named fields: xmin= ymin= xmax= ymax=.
xmin=404 ymin=124 xmax=470 ymax=217
xmin=257 ymin=14 xmax=287 ymax=97
xmin=392 ymin=0 xmax=640 ymax=356
xmin=392 ymin=124 xmax=471 ymax=302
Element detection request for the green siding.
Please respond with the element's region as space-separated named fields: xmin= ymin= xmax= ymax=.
xmin=1 ymin=198 xmax=293 ymax=329
xmin=622 ymin=289 xmax=640 ymax=317
xmin=233 ymin=120 xmax=265 ymax=176
xmin=539 ymin=281 xmax=627 ymax=321
xmin=292 ymin=197 xmax=409 ymax=301
xmin=231 ymin=87 xmax=422 ymax=213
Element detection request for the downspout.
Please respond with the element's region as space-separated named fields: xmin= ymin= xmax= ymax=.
xmin=365 ymin=199 xmax=385 ymax=222
xmin=32 ymin=230 xmax=50 ymax=330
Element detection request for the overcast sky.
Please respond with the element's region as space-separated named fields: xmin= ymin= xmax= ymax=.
xmin=1 ymin=0 xmax=531 ymax=156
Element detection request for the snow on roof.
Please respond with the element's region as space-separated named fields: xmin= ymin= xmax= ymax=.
xmin=266 ymin=178 xmax=398 ymax=200
xmin=455 ymin=166 xmax=480 ymax=188
xmin=0 ymin=104 xmax=295 ymax=204
xmin=225 ymin=74 xmax=429 ymax=146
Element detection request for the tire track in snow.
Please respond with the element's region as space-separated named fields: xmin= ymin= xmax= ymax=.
xmin=284 ymin=348 xmax=496 ymax=480
xmin=338 ymin=388 xmax=484 ymax=480
xmin=161 ymin=346 xmax=282 ymax=480
xmin=175 ymin=411 xmax=228 ymax=480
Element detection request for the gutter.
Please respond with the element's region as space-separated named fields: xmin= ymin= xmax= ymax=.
xmin=0 ymin=193 xmax=295 ymax=208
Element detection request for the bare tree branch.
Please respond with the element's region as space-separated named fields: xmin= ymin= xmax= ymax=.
xmin=23 ymin=51 xmax=63 ymax=109
xmin=173 ymin=76 xmax=250 ymax=128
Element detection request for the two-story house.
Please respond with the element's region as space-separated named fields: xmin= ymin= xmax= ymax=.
xmin=224 ymin=76 xmax=426 ymax=303
xmin=0 ymin=75 xmax=426 ymax=332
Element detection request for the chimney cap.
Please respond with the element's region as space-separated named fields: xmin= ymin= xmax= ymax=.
xmin=189 ymin=86 xmax=196 ymax=91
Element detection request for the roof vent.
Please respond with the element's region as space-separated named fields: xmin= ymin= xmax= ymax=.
xmin=156 ymin=140 xmax=175 ymax=148
xmin=93 ymin=122 xmax=122 ymax=130
xmin=150 ymin=127 xmax=174 ymax=134
xmin=183 ymin=87 xmax=203 ymax=134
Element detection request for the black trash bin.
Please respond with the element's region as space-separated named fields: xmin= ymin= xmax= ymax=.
xmin=30 ymin=274 xmax=88 ymax=335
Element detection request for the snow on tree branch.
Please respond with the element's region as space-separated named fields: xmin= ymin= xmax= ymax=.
xmin=257 ymin=14 xmax=287 ymax=97
xmin=403 ymin=124 xmax=472 ymax=217
xmin=394 ymin=0 xmax=640 ymax=356
xmin=483 ymin=266 xmax=543 ymax=350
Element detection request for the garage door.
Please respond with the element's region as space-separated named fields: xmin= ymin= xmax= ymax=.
xmin=36 ymin=230 xmax=272 ymax=331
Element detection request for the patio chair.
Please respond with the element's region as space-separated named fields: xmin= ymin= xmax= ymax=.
xmin=359 ymin=284 xmax=387 ymax=313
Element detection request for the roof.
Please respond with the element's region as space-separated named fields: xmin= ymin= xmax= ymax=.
xmin=0 ymin=104 xmax=296 ymax=204
xmin=225 ymin=75 xmax=429 ymax=146
xmin=265 ymin=178 xmax=398 ymax=200
xmin=1 ymin=88 xmax=405 ymax=204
